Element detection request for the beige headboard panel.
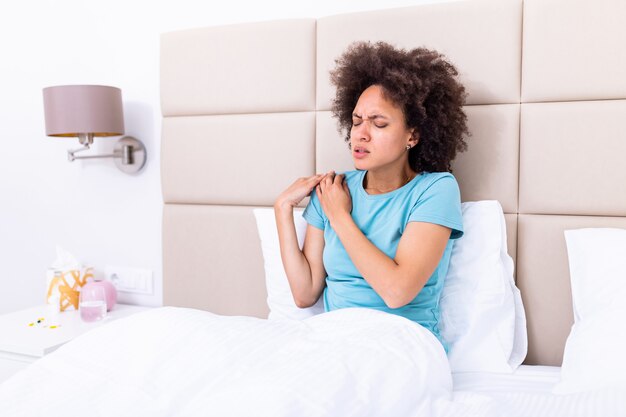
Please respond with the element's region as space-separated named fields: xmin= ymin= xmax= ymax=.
xmin=161 ymin=0 xmax=626 ymax=366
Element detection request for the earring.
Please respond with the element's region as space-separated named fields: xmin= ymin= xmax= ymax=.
xmin=406 ymin=144 xmax=411 ymax=151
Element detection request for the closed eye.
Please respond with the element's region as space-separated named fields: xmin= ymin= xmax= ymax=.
xmin=352 ymin=113 xmax=388 ymax=128
xmin=351 ymin=121 xmax=387 ymax=128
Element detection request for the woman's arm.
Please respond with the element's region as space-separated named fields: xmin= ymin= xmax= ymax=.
xmin=317 ymin=173 xmax=451 ymax=309
xmin=274 ymin=175 xmax=328 ymax=308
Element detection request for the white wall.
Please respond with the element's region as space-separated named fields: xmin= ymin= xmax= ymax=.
xmin=0 ymin=0 xmax=452 ymax=314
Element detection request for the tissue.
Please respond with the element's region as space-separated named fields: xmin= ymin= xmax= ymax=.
xmin=46 ymin=246 xmax=93 ymax=312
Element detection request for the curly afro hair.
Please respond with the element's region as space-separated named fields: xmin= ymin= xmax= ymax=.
xmin=330 ymin=41 xmax=469 ymax=173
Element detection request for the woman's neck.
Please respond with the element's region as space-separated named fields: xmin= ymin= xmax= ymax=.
xmin=363 ymin=168 xmax=417 ymax=195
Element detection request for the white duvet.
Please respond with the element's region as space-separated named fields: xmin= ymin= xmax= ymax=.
xmin=0 ymin=307 xmax=477 ymax=417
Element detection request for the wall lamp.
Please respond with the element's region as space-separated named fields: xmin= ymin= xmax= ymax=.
xmin=43 ymin=85 xmax=146 ymax=174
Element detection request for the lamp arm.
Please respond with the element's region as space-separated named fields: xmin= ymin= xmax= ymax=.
xmin=67 ymin=138 xmax=137 ymax=165
xmin=67 ymin=143 xmax=93 ymax=161
xmin=67 ymin=143 xmax=120 ymax=162
xmin=65 ymin=136 xmax=146 ymax=173
xmin=71 ymin=152 xmax=121 ymax=160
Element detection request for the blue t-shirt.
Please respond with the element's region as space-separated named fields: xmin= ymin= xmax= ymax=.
xmin=302 ymin=170 xmax=463 ymax=351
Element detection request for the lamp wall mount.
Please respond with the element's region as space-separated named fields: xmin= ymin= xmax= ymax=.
xmin=68 ymin=134 xmax=147 ymax=174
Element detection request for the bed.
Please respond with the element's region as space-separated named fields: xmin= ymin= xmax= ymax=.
xmin=2 ymin=0 xmax=626 ymax=415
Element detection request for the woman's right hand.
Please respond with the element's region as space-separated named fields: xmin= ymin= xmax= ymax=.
xmin=274 ymin=173 xmax=329 ymax=210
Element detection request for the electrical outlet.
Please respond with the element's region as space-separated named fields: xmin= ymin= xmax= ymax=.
xmin=105 ymin=265 xmax=153 ymax=295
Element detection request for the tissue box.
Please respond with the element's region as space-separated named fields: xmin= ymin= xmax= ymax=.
xmin=46 ymin=267 xmax=94 ymax=312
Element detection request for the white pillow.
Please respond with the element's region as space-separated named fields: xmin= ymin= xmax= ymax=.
xmin=440 ymin=200 xmax=527 ymax=373
xmin=553 ymin=228 xmax=626 ymax=394
xmin=254 ymin=201 xmax=527 ymax=373
xmin=253 ymin=208 xmax=324 ymax=320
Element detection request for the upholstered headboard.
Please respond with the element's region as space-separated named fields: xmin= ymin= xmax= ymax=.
xmin=160 ymin=0 xmax=626 ymax=366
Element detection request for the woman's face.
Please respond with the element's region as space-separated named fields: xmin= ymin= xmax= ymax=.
xmin=349 ymin=85 xmax=416 ymax=172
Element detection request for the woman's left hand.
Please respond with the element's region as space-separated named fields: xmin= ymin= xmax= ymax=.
xmin=317 ymin=171 xmax=352 ymax=225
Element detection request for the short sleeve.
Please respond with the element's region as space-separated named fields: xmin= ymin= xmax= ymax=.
xmin=302 ymin=188 xmax=325 ymax=230
xmin=409 ymin=174 xmax=464 ymax=239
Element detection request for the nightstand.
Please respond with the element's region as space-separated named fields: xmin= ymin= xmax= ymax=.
xmin=0 ymin=304 xmax=151 ymax=384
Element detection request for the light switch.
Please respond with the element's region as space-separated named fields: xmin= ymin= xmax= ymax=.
xmin=105 ymin=265 xmax=153 ymax=295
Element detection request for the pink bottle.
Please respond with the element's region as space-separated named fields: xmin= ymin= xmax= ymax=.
xmin=82 ymin=278 xmax=117 ymax=311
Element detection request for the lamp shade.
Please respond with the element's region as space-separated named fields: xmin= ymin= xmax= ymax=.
xmin=43 ymin=85 xmax=125 ymax=137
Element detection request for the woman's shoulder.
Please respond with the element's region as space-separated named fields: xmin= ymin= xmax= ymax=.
xmin=340 ymin=169 xmax=362 ymax=178
xmin=420 ymin=171 xmax=457 ymax=181
xmin=340 ymin=169 xmax=364 ymax=185
xmin=418 ymin=171 xmax=459 ymax=188
xmin=412 ymin=172 xmax=461 ymax=200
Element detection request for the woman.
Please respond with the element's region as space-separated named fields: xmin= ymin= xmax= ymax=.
xmin=274 ymin=41 xmax=469 ymax=352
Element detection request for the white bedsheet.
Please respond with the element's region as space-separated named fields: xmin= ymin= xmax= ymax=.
xmin=454 ymin=365 xmax=561 ymax=393
xmin=452 ymin=366 xmax=626 ymax=417
xmin=1 ymin=307 xmax=624 ymax=417
xmin=0 ymin=307 xmax=456 ymax=417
